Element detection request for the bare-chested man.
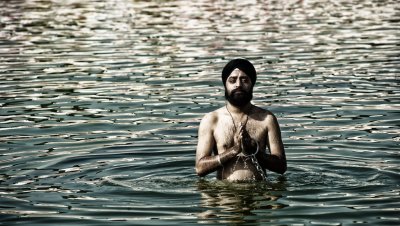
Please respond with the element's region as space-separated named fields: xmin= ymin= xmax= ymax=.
xmin=195 ymin=59 xmax=287 ymax=182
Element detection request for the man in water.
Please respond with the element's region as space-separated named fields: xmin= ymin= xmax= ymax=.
xmin=195 ymin=59 xmax=287 ymax=181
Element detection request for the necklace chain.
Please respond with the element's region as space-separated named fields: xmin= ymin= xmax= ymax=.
xmin=226 ymin=105 xmax=267 ymax=181
xmin=225 ymin=105 xmax=249 ymax=132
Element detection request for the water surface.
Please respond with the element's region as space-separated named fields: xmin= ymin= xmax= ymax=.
xmin=0 ymin=0 xmax=399 ymax=225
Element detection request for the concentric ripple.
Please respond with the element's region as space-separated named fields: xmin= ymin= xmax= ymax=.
xmin=0 ymin=0 xmax=399 ymax=225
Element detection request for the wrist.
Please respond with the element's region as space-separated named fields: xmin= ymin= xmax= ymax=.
xmin=231 ymin=147 xmax=241 ymax=155
xmin=216 ymin=155 xmax=222 ymax=166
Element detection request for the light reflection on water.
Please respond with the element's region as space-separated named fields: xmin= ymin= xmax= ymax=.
xmin=0 ymin=0 xmax=399 ymax=225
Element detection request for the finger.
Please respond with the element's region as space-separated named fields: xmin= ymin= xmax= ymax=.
xmin=238 ymin=129 xmax=244 ymax=138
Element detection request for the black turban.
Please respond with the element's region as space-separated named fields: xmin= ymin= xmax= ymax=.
xmin=222 ymin=59 xmax=257 ymax=87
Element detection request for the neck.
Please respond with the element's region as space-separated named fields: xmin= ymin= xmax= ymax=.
xmin=226 ymin=101 xmax=252 ymax=114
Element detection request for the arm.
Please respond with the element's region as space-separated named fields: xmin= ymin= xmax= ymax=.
xmin=258 ymin=113 xmax=287 ymax=174
xmin=195 ymin=113 xmax=240 ymax=177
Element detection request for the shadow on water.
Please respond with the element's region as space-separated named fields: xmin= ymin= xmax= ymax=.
xmin=0 ymin=0 xmax=399 ymax=225
xmin=196 ymin=178 xmax=288 ymax=225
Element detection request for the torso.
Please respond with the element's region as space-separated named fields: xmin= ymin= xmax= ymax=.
xmin=212 ymin=105 xmax=270 ymax=181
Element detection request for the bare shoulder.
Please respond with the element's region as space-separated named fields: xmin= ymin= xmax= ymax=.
xmin=251 ymin=105 xmax=274 ymax=119
xmin=199 ymin=107 xmax=223 ymax=129
xmin=251 ymin=105 xmax=279 ymax=126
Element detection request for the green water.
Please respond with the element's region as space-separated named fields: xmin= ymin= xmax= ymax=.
xmin=0 ymin=0 xmax=399 ymax=225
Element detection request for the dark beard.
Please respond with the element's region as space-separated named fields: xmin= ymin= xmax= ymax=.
xmin=225 ymin=88 xmax=253 ymax=107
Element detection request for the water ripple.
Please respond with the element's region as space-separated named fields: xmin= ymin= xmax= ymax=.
xmin=1 ymin=0 xmax=399 ymax=225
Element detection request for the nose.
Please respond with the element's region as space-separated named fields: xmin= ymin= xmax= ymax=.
xmin=235 ymin=79 xmax=243 ymax=88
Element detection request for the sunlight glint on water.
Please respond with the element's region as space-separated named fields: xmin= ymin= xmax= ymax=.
xmin=0 ymin=0 xmax=399 ymax=225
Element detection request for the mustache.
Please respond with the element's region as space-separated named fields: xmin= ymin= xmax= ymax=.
xmin=232 ymin=88 xmax=248 ymax=94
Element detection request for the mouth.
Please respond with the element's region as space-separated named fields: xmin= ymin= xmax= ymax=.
xmin=233 ymin=90 xmax=246 ymax=95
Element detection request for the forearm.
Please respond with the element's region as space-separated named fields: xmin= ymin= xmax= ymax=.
xmin=258 ymin=153 xmax=287 ymax=174
xmin=196 ymin=148 xmax=239 ymax=177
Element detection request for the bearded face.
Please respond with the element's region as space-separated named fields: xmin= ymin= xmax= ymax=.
xmin=225 ymin=87 xmax=253 ymax=107
xmin=224 ymin=69 xmax=253 ymax=107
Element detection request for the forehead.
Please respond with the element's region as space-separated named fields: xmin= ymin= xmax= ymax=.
xmin=228 ymin=68 xmax=249 ymax=78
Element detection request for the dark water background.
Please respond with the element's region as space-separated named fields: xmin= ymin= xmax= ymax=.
xmin=0 ymin=0 xmax=399 ymax=225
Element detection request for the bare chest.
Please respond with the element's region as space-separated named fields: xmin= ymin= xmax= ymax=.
xmin=213 ymin=118 xmax=267 ymax=153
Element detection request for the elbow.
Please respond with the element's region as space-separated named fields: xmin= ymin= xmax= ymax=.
xmin=268 ymin=155 xmax=287 ymax=174
xmin=278 ymin=161 xmax=287 ymax=174
xmin=195 ymin=165 xmax=207 ymax=177
xmin=278 ymin=165 xmax=287 ymax=174
xmin=270 ymin=158 xmax=287 ymax=175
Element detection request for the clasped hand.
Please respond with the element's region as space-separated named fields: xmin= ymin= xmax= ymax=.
xmin=233 ymin=124 xmax=257 ymax=155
